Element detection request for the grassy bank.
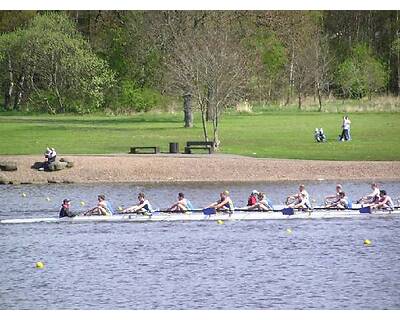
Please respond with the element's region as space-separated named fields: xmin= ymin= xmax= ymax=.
xmin=0 ymin=111 xmax=399 ymax=160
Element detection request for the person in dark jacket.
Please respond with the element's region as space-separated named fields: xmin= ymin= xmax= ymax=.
xmin=59 ymin=199 xmax=75 ymax=218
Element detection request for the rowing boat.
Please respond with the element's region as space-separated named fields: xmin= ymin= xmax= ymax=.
xmin=1 ymin=208 xmax=399 ymax=224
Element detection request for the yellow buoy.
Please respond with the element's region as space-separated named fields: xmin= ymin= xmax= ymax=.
xmin=286 ymin=228 xmax=292 ymax=234
xmin=35 ymin=261 xmax=44 ymax=269
xmin=22 ymin=193 xmax=27 ymax=197
xmin=117 ymin=206 xmax=123 ymax=211
xmin=364 ymin=239 xmax=372 ymax=246
xmin=217 ymin=220 xmax=224 ymax=225
xmin=80 ymin=201 xmax=85 ymax=206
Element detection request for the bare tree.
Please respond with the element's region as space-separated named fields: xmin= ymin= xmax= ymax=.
xmin=163 ymin=12 xmax=249 ymax=149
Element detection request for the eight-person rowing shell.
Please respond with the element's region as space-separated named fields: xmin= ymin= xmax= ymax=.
xmin=286 ymin=185 xmax=311 ymax=209
xmin=122 ymin=192 xmax=153 ymax=215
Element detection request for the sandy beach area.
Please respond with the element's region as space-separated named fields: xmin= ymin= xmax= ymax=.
xmin=0 ymin=154 xmax=399 ymax=184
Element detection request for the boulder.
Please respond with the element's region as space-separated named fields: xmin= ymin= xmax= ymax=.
xmin=48 ymin=161 xmax=67 ymax=171
xmin=0 ymin=173 xmax=9 ymax=184
xmin=66 ymin=161 xmax=74 ymax=168
xmin=0 ymin=161 xmax=17 ymax=171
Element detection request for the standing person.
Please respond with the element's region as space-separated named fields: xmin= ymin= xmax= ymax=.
xmin=206 ymin=191 xmax=234 ymax=212
xmin=339 ymin=116 xmax=351 ymax=141
xmin=168 ymin=192 xmax=193 ymax=213
xmin=286 ymin=185 xmax=311 ymax=209
xmin=84 ymin=194 xmax=114 ymax=216
xmin=59 ymin=199 xmax=76 ymax=218
xmin=122 ymin=192 xmax=153 ymax=214
xmin=370 ymin=190 xmax=394 ymax=210
xmin=358 ymin=183 xmax=380 ymax=205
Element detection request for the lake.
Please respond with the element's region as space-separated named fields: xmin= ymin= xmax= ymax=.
xmin=0 ymin=181 xmax=399 ymax=309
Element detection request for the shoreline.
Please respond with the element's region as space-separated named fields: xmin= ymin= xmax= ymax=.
xmin=1 ymin=154 xmax=399 ymax=185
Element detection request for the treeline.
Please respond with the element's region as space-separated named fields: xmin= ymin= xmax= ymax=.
xmin=0 ymin=10 xmax=399 ymax=118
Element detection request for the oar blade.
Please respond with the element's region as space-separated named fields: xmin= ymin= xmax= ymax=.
xmin=203 ymin=207 xmax=216 ymax=215
xmin=282 ymin=208 xmax=294 ymax=216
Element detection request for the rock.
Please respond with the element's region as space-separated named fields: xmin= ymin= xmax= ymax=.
xmin=66 ymin=161 xmax=74 ymax=168
xmin=59 ymin=157 xmax=72 ymax=163
xmin=0 ymin=173 xmax=9 ymax=184
xmin=54 ymin=162 xmax=68 ymax=170
xmin=0 ymin=161 xmax=17 ymax=171
xmin=47 ymin=179 xmax=59 ymax=184
xmin=62 ymin=180 xmax=74 ymax=184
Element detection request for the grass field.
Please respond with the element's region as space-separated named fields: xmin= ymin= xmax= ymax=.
xmin=0 ymin=111 xmax=399 ymax=160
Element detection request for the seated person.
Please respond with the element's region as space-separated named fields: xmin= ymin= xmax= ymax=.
xmin=325 ymin=192 xmax=349 ymax=209
xmin=314 ymin=128 xmax=326 ymax=142
xmin=168 ymin=192 xmax=193 ymax=213
xmin=358 ymin=183 xmax=380 ymax=205
xmin=206 ymin=191 xmax=234 ymax=213
xmin=370 ymin=190 xmax=394 ymax=211
xmin=43 ymin=147 xmax=57 ymax=170
xmin=325 ymin=184 xmax=344 ymax=205
xmin=59 ymin=199 xmax=76 ymax=218
xmin=286 ymin=185 xmax=311 ymax=209
xmin=122 ymin=192 xmax=153 ymax=215
xmin=84 ymin=194 xmax=114 ymax=216
xmin=246 ymin=190 xmax=258 ymax=207
xmin=247 ymin=192 xmax=273 ymax=211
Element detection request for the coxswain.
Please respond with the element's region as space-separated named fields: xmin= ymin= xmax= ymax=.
xmin=59 ymin=199 xmax=76 ymax=218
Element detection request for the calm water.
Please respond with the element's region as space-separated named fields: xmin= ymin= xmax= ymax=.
xmin=0 ymin=181 xmax=400 ymax=309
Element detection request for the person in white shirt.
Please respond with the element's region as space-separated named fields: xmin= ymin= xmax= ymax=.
xmin=339 ymin=116 xmax=351 ymax=141
xmin=358 ymin=183 xmax=380 ymax=204
xmin=122 ymin=192 xmax=153 ymax=215
xmin=286 ymin=185 xmax=311 ymax=209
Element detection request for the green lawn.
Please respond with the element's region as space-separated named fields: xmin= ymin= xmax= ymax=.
xmin=0 ymin=112 xmax=399 ymax=160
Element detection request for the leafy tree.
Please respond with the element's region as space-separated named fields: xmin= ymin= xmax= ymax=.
xmin=0 ymin=12 xmax=115 ymax=113
xmin=336 ymin=43 xmax=388 ymax=99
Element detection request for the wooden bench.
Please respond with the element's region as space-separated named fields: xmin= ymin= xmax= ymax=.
xmin=184 ymin=141 xmax=214 ymax=154
xmin=130 ymin=146 xmax=160 ymax=154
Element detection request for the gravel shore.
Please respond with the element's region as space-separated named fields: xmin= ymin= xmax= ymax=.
xmin=0 ymin=154 xmax=399 ymax=184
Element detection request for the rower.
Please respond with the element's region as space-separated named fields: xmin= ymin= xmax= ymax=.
xmin=324 ymin=184 xmax=344 ymax=205
xmin=59 ymin=199 xmax=76 ymax=218
xmin=325 ymin=192 xmax=349 ymax=209
xmin=168 ymin=192 xmax=194 ymax=213
xmin=122 ymin=192 xmax=153 ymax=215
xmin=247 ymin=190 xmax=258 ymax=207
xmin=370 ymin=190 xmax=394 ymax=211
xmin=286 ymin=185 xmax=311 ymax=209
xmin=358 ymin=183 xmax=380 ymax=205
xmin=247 ymin=192 xmax=273 ymax=211
xmin=206 ymin=190 xmax=234 ymax=213
xmin=84 ymin=194 xmax=114 ymax=216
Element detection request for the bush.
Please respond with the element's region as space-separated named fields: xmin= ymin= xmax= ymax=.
xmin=118 ymin=80 xmax=164 ymax=112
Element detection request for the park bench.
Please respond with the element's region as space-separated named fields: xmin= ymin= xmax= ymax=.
xmin=130 ymin=146 xmax=160 ymax=154
xmin=184 ymin=141 xmax=214 ymax=154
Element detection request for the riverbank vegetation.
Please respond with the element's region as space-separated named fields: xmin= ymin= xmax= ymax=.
xmin=0 ymin=11 xmax=399 ymax=153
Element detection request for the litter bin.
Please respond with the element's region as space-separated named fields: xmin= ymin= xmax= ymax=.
xmin=169 ymin=142 xmax=179 ymax=154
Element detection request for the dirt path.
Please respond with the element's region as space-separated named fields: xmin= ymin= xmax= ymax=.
xmin=0 ymin=154 xmax=399 ymax=184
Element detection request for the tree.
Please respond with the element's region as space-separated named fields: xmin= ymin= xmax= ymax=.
xmin=0 ymin=13 xmax=115 ymax=113
xmin=336 ymin=43 xmax=388 ymax=99
xmin=163 ymin=12 xmax=249 ymax=148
